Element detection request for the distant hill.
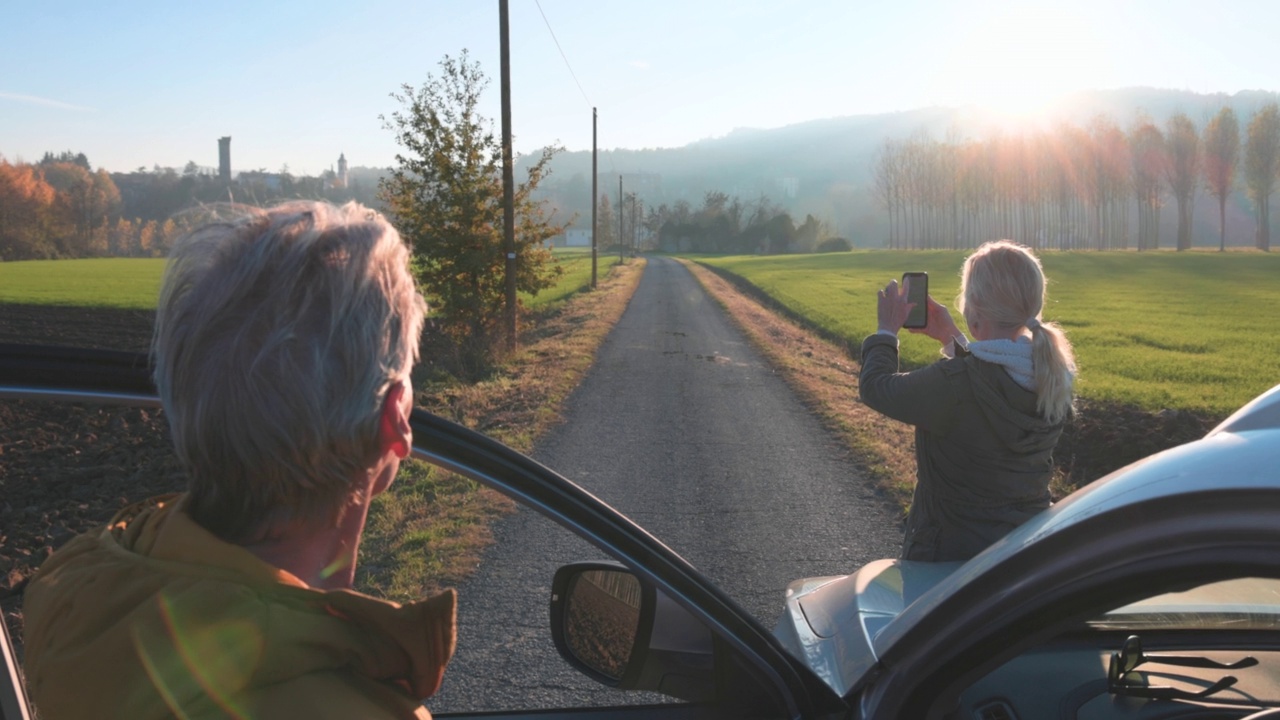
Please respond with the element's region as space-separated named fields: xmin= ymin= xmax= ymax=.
xmin=523 ymin=87 xmax=1279 ymax=248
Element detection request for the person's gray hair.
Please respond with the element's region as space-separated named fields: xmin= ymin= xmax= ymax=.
xmin=152 ymin=201 xmax=427 ymax=543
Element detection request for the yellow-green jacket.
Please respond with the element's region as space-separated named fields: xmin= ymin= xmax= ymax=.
xmin=23 ymin=495 xmax=456 ymax=719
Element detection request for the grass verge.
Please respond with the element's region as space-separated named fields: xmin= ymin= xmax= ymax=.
xmin=356 ymin=259 xmax=646 ymax=601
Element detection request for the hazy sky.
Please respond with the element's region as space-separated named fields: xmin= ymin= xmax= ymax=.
xmin=4 ymin=0 xmax=1277 ymax=175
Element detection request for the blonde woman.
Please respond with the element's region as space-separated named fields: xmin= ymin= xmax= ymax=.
xmin=860 ymin=240 xmax=1077 ymax=562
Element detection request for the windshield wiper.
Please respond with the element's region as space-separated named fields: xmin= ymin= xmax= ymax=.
xmin=1108 ymin=634 xmax=1257 ymax=700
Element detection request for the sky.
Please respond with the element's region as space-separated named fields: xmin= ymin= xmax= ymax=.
xmin=4 ymin=0 xmax=1278 ymax=176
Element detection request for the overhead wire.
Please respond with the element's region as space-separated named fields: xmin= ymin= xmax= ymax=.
xmin=529 ymin=0 xmax=619 ymax=176
xmin=534 ymin=0 xmax=592 ymax=109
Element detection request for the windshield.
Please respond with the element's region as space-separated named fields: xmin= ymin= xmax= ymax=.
xmin=1090 ymin=577 xmax=1280 ymax=631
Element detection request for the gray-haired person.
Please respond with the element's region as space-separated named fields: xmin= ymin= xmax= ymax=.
xmin=23 ymin=201 xmax=456 ymax=719
xmin=861 ymin=240 xmax=1077 ymax=562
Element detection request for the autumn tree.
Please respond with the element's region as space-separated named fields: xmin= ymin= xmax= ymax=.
xmin=1202 ymin=107 xmax=1241 ymax=252
xmin=1164 ymin=114 xmax=1201 ymax=251
xmin=379 ymin=51 xmax=565 ymax=373
xmin=41 ymin=163 xmax=121 ymax=256
xmin=0 ymin=160 xmax=56 ymax=259
xmin=1244 ymin=103 xmax=1280 ymax=252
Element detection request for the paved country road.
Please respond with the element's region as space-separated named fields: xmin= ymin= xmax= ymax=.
xmin=429 ymin=256 xmax=903 ymax=714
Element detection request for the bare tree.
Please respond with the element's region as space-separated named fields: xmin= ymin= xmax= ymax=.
xmin=1244 ymin=103 xmax=1280 ymax=252
xmin=1089 ymin=117 xmax=1130 ymax=249
xmin=1203 ymin=107 xmax=1241 ymax=252
xmin=1129 ymin=118 xmax=1166 ymax=251
xmin=873 ymin=140 xmax=903 ymax=248
xmin=1164 ymin=113 xmax=1201 ymax=251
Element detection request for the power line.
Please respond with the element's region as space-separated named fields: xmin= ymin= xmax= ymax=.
xmin=534 ymin=0 xmax=592 ymax=108
xmin=531 ymin=2 xmax=616 ymax=192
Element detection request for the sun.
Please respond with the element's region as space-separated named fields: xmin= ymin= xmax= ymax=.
xmin=936 ymin=4 xmax=1106 ymax=125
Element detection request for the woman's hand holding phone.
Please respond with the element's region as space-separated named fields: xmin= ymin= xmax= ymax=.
xmin=908 ymin=297 xmax=963 ymax=345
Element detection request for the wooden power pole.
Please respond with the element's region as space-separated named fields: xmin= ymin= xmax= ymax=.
xmin=591 ymin=107 xmax=597 ymax=289
xmin=499 ymin=0 xmax=517 ymax=351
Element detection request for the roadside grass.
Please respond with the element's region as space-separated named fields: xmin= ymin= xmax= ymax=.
xmin=695 ymin=250 xmax=1280 ymax=418
xmin=0 ymin=258 xmax=165 ymax=309
xmin=357 ymin=258 xmax=645 ymax=601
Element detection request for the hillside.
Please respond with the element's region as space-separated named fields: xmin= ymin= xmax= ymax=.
xmin=522 ymin=87 xmax=1280 ymax=249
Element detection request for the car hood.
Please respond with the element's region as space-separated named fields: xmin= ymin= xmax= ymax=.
xmin=772 ymin=381 xmax=1280 ymax=699
xmin=772 ymin=560 xmax=960 ymax=697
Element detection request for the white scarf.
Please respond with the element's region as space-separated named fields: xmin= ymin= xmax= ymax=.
xmin=967 ymin=338 xmax=1035 ymax=391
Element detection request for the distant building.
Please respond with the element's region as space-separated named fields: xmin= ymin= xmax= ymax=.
xmin=218 ymin=136 xmax=231 ymax=183
xmin=337 ymin=152 xmax=348 ymax=189
xmin=236 ymin=170 xmax=283 ymax=191
xmin=564 ymin=228 xmax=590 ymax=247
xmin=776 ymin=177 xmax=799 ymax=199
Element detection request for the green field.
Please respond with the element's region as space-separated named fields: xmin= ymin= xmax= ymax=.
xmin=0 ymin=258 xmax=167 ymax=309
xmin=696 ymin=250 xmax=1280 ymax=418
xmin=522 ymin=247 xmax=623 ymax=309
xmin=0 ymin=251 xmax=619 ymax=313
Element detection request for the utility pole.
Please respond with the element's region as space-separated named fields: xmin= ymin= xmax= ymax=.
xmin=618 ymin=175 xmax=624 ymax=261
xmin=591 ymin=107 xmax=597 ymax=289
xmin=499 ymin=0 xmax=516 ymax=351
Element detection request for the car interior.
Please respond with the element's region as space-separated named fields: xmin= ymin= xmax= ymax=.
xmin=956 ymin=577 xmax=1280 ymax=720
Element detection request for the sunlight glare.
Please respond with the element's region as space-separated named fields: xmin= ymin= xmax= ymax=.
xmin=938 ymin=3 xmax=1107 ymax=127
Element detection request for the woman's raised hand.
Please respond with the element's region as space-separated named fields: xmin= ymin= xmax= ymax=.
xmin=876 ymin=278 xmax=913 ymax=333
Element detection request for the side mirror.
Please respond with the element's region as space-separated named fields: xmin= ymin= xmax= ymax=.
xmin=550 ymin=562 xmax=716 ymax=702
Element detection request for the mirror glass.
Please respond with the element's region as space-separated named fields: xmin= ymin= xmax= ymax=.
xmin=563 ymin=569 xmax=643 ymax=681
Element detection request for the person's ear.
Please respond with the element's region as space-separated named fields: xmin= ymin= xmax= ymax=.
xmin=378 ymin=381 xmax=413 ymax=460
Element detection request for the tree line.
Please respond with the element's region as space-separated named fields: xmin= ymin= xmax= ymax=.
xmin=873 ymin=103 xmax=1280 ymax=252
xmin=596 ymin=190 xmax=849 ymax=255
xmin=0 ymin=152 xmax=378 ymax=261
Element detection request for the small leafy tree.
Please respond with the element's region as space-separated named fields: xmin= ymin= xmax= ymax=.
xmin=380 ymin=51 xmax=565 ymax=372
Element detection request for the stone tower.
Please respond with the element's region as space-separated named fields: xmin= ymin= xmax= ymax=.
xmin=218 ymin=136 xmax=231 ymax=182
xmin=337 ymin=152 xmax=348 ymax=189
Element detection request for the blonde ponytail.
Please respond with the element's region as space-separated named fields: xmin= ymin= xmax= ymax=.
xmin=1030 ymin=319 xmax=1076 ymax=424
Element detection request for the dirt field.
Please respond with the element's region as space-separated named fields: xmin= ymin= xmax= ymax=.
xmin=0 ymin=304 xmax=182 ymax=653
xmin=0 ymin=301 xmax=1215 ymax=658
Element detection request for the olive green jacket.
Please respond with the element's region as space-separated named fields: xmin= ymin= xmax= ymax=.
xmin=860 ymin=333 xmax=1064 ymax=562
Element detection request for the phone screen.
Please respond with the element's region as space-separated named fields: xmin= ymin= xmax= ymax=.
xmin=902 ymin=272 xmax=928 ymax=329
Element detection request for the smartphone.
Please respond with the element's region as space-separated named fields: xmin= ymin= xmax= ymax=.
xmin=902 ymin=272 xmax=928 ymax=329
